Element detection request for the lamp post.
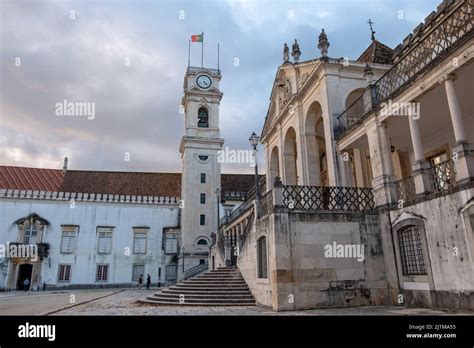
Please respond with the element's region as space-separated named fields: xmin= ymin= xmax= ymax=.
xmin=249 ymin=132 xmax=261 ymax=202
xmin=215 ymin=188 xmax=221 ymax=231
xmin=181 ymin=246 xmax=185 ymax=274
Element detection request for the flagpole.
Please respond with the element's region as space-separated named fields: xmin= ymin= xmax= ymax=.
xmin=201 ymin=32 xmax=204 ymax=67
xmin=217 ymin=43 xmax=220 ymax=71
xmin=188 ymin=39 xmax=191 ymax=67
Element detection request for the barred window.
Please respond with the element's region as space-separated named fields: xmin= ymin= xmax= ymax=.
xmin=200 ymin=193 xmax=206 ymax=204
xmin=257 ymin=236 xmax=268 ymax=278
xmin=61 ymin=226 xmax=78 ymax=253
xmin=97 ymin=227 xmax=113 ymax=254
xmin=132 ymin=264 xmax=145 ymax=282
xmin=96 ymin=264 xmax=109 ymax=281
xmin=133 ymin=230 xmax=147 ymax=254
xmin=165 ymin=232 xmax=178 ymax=254
xmin=58 ymin=264 xmax=71 ymax=282
xmin=165 ymin=264 xmax=177 ymax=282
xmin=200 ymin=214 xmax=206 ymax=226
xmin=200 ymin=173 xmax=206 ymax=183
xmin=399 ymin=225 xmax=427 ymax=275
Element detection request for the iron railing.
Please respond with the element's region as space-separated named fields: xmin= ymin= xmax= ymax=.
xmin=184 ymin=262 xmax=209 ymax=280
xmin=431 ymin=159 xmax=456 ymax=193
xmin=335 ymin=0 xmax=473 ymax=140
xmin=395 ymin=176 xmax=417 ymax=204
xmin=282 ymin=185 xmax=375 ymax=212
xmin=187 ymin=66 xmax=221 ymax=75
xmin=238 ymin=208 xmax=255 ymax=254
xmin=258 ymin=190 xmax=274 ymax=217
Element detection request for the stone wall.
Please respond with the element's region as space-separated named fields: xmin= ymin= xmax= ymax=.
xmin=237 ymin=215 xmax=274 ymax=308
xmin=387 ymin=187 xmax=474 ymax=311
xmin=240 ymin=208 xmax=391 ymax=311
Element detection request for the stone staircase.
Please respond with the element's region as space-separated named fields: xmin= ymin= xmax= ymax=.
xmin=141 ymin=266 xmax=255 ymax=306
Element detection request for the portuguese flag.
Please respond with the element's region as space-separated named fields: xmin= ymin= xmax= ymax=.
xmin=191 ymin=33 xmax=203 ymax=43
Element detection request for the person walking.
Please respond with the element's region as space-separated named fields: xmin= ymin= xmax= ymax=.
xmin=23 ymin=278 xmax=30 ymax=291
xmin=138 ymin=274 xmax=143 ymax=289
xmin=146 ymin=274 xmax=151 ymax=290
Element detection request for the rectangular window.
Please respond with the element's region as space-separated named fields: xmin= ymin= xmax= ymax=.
xmin=133 ymin=228 xmax=148 ymax=254
xmin=165 ymin=232 xmax=178 ymax=254
xmin=58 ymin=264 xmax=71 ymax=282
xmin=96 ymin=264 xmax=109 ymax=282
xmin=60 ymin=225 xmax=78 ymax=253
xmin=200 ymin=173 xmax=206 ymax=183
xmin=200 ymin=214 xmax=206 ymax=226
xmin=165 ymin=264 xmax=177 ymax=282
xmin=399 ymin=226 xmax=427 ymax=275
xmin=132 ymin=264 xmax=145 ymax=282
xmin=200 ymin=193 xmax=206 ymax=204
xmin=97 ymin=227 xmax=113 ymax=254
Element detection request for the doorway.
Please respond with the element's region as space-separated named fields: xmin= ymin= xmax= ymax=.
xmin=17 ymin=264 xmax=33 ymax=290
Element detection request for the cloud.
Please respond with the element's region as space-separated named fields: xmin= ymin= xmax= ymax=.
xmin=1 ymin=0 xmax=440 ymax=174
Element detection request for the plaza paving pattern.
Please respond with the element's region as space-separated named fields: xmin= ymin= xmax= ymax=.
xmin=0 ymin=289 xmax=469 ymax=315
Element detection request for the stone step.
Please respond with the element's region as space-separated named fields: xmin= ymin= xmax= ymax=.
xmin=140 ymin=267 xmax=255 ymax=307
xmin=161 ymin=289 xmax=252 ymax=296
xmin=184 ymin=279 xmax=247 ymax=283
xmin=145 ymin=296 xmax=256 ymax=304
xmin=155 ymin=293 xmax=254 ymax=300
xmin=172 ymin=286 xmax=251 ymax=291
xmin=140 ymin=298 xmax=256 ymax=306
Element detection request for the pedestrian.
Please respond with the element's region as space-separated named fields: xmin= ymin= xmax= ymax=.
xmin=23 ymin=278 xmax=30 ymax=291
xmin=138 ymin=274 xmax=143 ymax=289
xmin=146 ymin=274 xmax=151 ymax=290
xmin=43 ymin=282 xmax=46 ymax=291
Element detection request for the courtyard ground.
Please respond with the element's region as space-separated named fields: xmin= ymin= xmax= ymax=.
xmin=0 ymin=288 xmax=470 ymax=315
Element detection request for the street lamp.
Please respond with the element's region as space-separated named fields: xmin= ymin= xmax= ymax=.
xmin=181 ymin=246 xmax=185 ymax=273
xmin=215 ymin=188 xmax=221 ymax=230
xmin=249 ymin=132 xmax=261 ymax=202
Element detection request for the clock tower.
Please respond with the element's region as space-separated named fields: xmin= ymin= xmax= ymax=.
xmin=179 ymin=66 xmax=224 ymax=278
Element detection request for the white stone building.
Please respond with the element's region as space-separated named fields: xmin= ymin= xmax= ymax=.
xmin=211 ymin=0 xmax=474 ymax=311
xmin=0 ymin=65 xmax=256 ymax=291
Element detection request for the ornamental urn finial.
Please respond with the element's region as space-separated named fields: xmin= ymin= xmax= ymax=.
xmin=318 ymin=29 xmax=330 ymax=59
xmin=283 ymin=43 xmax=290 ymax=64
xmin=291 ymin=39 xmax=301 ymax=63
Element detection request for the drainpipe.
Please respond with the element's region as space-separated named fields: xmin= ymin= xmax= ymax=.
xmin=386 ymin=205 xmax=403 ymax=304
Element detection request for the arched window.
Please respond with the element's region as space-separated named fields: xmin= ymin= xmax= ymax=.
xmin=198 ymin=107 xmax=209 ymax=128
xmin=398 ymin=225 xmax=427 ymax=275
xmin=197 ymin=238 xmax=208 ymax=246
xmin=257 ymin=236 xmax=268 ymax=278
xmin=23 ymin=224 xmax=38 ymax=244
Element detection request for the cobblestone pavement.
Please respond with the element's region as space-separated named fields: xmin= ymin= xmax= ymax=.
xmin=0 ymin=289 xmax=119 ymax=315
xmin=44 ymin=289 xmax=470 ymax=316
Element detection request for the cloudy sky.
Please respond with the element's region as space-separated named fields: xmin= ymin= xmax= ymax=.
xmin=0 ymin=0 xmax=439 ymax=174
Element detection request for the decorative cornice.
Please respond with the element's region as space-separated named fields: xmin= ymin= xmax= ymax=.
xmin=0 ymin=189 xmax=180 ymax=205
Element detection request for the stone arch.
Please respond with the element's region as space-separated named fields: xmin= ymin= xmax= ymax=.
xmin=345 ymin=88 xmax=365 ymax=109
xmin=283 ymin=127 xmax=298 ymax=185
xmin=304 ymin=101 xmax=328 ymax=186
xmin=269 ymin=146 xmax=280 ymax=187
xmin=197 ymin=106 xmax=209 ymax=128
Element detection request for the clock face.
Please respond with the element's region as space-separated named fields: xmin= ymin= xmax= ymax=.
xmin=196 ymin=75 xmax=212 ymax=89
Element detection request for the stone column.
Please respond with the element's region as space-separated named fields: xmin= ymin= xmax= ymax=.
xmin=444 ymin=74 xmax=474 ymax=185
xmin=353 ymin=148 xmax=368 ymax=187
xmin=408 ymin=113 xmax=434 ymax=194
xmin=365 ymin=119 xmax=397 ymax=206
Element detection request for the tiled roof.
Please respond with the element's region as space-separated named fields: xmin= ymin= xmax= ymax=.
xmin=357 ymin=40 xmax=394 ymax=64
xmin=0 ymin=166 xmax=257 ymax=199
